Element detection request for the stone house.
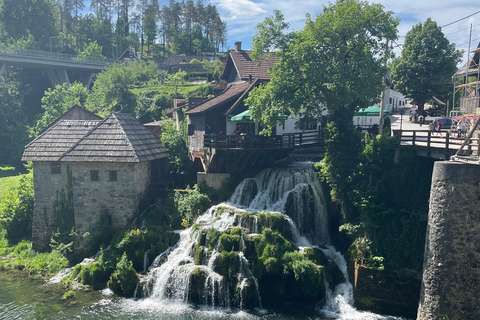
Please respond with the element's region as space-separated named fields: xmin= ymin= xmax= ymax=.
xmin=22 ymin=112 xmax=168 ymax=255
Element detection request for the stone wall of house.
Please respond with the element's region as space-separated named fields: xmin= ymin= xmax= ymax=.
xmin=197 ymin=172 xmax=230 ymax=190
xmin=32 ymin=161 xmax=151 ymax=255
xmin=32 ymin=162 xmax=70 ymax=251
xmin=417 ymin=161 xmax=480 ymax=320
xmin=71 ymin=161 xmax=150 ymax=254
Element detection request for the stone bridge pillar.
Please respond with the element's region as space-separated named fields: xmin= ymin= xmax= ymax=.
xmin=418 ymin=161 xmax=480 ymax=320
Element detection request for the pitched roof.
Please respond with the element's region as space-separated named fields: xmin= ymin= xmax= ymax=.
xmin=185 ymin=81 xmax=252 ymax=115
xmin=42 ymin=105 xmax=102 ymax=134
xmin=23 ymin=113 xmax=168 ymax=163
xmin=222 ymin=49 xmax=279 ymax=82
xmin=22 ymin=120 xmax=101 ymax=162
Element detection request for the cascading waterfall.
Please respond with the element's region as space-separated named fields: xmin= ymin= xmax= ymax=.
xmin=143 ymin=164 xmax=397 ymax=319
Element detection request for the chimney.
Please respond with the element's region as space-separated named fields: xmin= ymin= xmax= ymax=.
xmin=234 ymin=41 xmax=242 ymax=51
xmin=249 ymin=74 xmax=252 ymax=83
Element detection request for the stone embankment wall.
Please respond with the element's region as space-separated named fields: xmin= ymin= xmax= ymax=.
xmin=417 ymin=161 xmax=480 ymax=320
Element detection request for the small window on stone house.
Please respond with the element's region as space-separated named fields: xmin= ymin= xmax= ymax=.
xmin=109 ymin=170 xmax=117 ymax=181
xmin=90 ymin=170 xmax=99 ymax=181
xmin=51 ymin=162 xmax=61 ymax=174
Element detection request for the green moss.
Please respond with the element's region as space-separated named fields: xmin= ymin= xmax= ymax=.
xmin=356 ymin=297 xmax=377 ymax=308
xmin=198 ymin=231 xmax=207 ymax=246
xmin=189 ymin=267 xmax=208 ymax=304
xmin=303 ymin=247 xmax=328 ymax=265
xmin=61 ymin=290 xmax=75 ymax=300
xmin=194 ymin=245 xmax=205 ymax=265
xmin=207 ymin=229 xmax=220 ymax=251
xmin=214 ymin=251 xmax=240 ymax=295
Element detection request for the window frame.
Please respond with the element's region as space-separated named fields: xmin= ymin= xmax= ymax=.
xmin=90 ymin=170 xmax=99 ymax=181
xmin=51 ymin=162 xmax=61 ymax=174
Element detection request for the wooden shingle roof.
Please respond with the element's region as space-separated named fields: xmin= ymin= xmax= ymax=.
xmin=22 ymin=113 xmax=168 ymax=163
xmin=185 ymin=81 xmax=251 ymax=115
xmin=22 ymin=120 xmax=101 ymax=162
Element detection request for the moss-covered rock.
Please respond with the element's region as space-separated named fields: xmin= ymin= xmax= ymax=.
xmin=189 ymin=267 xmax=208 ymax=304
xmin=194 ymin=245 xmax=205 ymax=265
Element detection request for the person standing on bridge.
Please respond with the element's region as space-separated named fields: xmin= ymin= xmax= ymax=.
xmin=419 ymin=114 xmax=425 ymax=127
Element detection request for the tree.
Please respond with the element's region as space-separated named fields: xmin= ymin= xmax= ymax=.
xmin=76 ymin=41 xmax=105 ymax=59
xmin=390 ymin=18 xmax=462 ymax=115
xmin=34 ymin=82 xmax=90 ymax=135
xmin=160 ymin=112 xmax=189 ymax=171
xmin=245 ymin=1 xmax=398 ymax=221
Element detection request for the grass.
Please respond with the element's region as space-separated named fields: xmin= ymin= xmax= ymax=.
xmin=0 ymin=167 xmax=22 ymax=204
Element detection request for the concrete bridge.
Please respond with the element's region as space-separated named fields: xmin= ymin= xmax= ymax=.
xmin=0 ymin=45 xmax=117 ymax=88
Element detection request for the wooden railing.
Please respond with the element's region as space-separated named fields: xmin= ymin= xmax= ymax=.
xmin=204 ymin=135 xmax=284 ymax=150
xmin=282 ymin=130 xmax=323 ymax=147
xmin=203 ymin=130 xmax=323 ymax=151
xmin=393 ymin=129 xmax=480 ymax=159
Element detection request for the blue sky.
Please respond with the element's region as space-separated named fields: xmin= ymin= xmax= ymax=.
xmin=84 ymin=0 xmax=479 ymax=65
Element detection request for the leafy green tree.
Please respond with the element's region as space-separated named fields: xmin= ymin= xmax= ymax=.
xmin=246 ymin=1 xmax=398 ymax=221
xmin=0 ymin=166 xmax=34 ymax=242
xmin=76 ymin=41 xmax=105 ymax=59
xmin=34 ymin=82 xmax=89 ymax=135
xmin=160 ymin=112 xmax=189 ymax=171
xmin=166 ymin=70 xmax=187 ymax=98
xmin=390 ymin=18 xmax=462 ymax=115
xmin=0 ymin=0 xmax=57 ymax=50
xmin=86 ymin=61 xmax=156 ymax=115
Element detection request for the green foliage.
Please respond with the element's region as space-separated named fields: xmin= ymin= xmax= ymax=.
xmin=86 ymin=62 xmax=158 ymax=115
xmin=76 ymin=41 xmax=105 ymax=59
xmin=282 ymin=251 xmax=324 ymax=296
xmin=0 ymin=167 xmax=34 ymax=242
xmin=337 ymin=135 xmax=432 ymax=271
xmin=160 ymin=112 xmax=190 ymax=172
xmin=62 ymin=290 xmax=75 ymax=300
xmin=165 ymin=70 xmax=188 ymax=98
xmin=33 ymin=82 xmax=90 ymax=136
xmin=174 ymin=185 xmax=211 ymax=227
xmin=246 ymin=1 xmax=398 ymax=133
xmin=49 ymin=166 xmax=75 ymax=258
xmin=107 ymin=252 xmax=139 ymax=297
xmin=0 ymin=237 xmax=68 ymax=276
xmin=391 ymin=18 xmax=462 ymax=113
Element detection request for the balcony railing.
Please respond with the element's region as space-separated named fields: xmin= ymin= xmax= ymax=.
xmin=203 ymin=130 xmax=323 ymax=151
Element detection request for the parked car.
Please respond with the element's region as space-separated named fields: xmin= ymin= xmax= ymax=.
xmin=436 ymin=117 xmax=453 ymax=129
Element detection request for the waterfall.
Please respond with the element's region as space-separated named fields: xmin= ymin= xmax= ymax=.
xmin=143 ymin=164 xmax=397 ymax=319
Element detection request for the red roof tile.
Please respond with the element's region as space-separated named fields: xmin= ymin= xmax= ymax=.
xmin=223 ymin=49 xmax=279 ymax=81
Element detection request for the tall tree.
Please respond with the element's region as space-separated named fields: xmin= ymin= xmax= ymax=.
xmin=390 ymin=18 xmax=462 ymax=115
xmin=0 ymin=0 xmax=57 ymax=50
xmin=245 ymin=1 xmax=398 ymax=221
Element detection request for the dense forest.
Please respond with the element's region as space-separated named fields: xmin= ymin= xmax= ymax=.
xmin=0 ymin=0 xmax=227 ymax=167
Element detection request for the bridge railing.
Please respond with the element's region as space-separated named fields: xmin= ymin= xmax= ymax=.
xmin=393 ymin=129 xmax=479 ymax=159
xmin=0 ymin=45 xmax=117 ymax=65
xmin=282 ymin=129 xmax=323 ymax=148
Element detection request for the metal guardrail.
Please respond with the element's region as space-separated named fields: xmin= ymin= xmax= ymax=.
xmin=0 ymin=45 xmax=117 ymax=65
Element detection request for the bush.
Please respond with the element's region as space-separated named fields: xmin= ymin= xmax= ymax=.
xmin=174 ymin=185 xmax=211 ymax=227
xmin=107 ymin=252 xmax=139 ymax=297
xmin=0 ymin=168 xmax=34 ymax=242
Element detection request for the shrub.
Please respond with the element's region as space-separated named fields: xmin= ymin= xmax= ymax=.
xmin=107 ymin=252 xmax=139 ymax=297
xmin=174 ymin=185 xmax=211 ymax=227
xmin=0 ymin=168 xmax=34 ymax=242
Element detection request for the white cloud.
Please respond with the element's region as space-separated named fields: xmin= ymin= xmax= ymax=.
xmin=213 ymin=0 xmax=267 ymax=19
